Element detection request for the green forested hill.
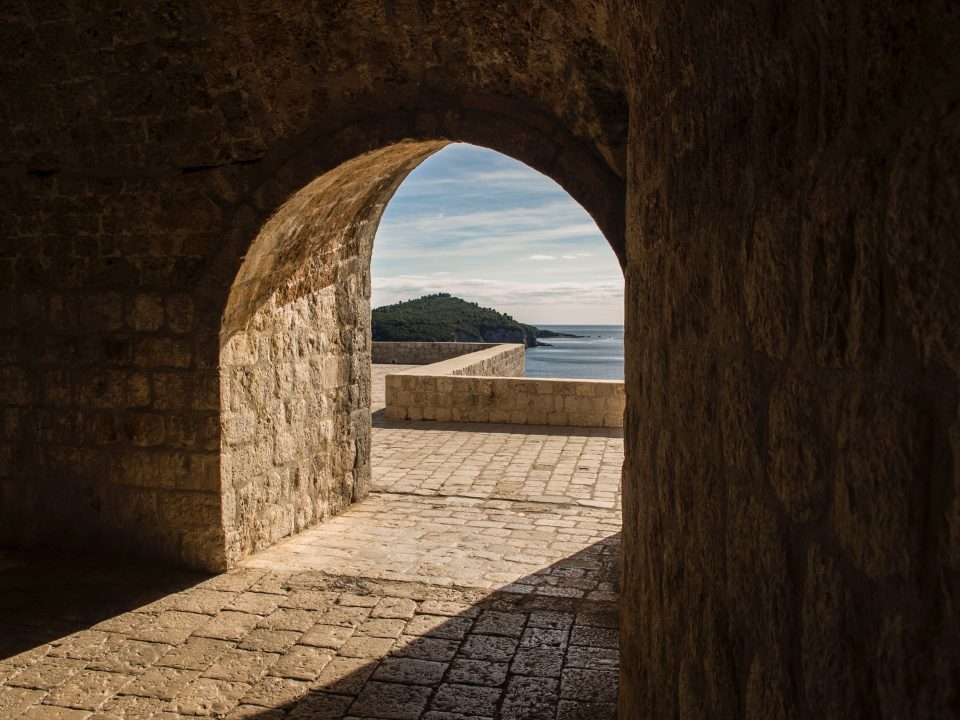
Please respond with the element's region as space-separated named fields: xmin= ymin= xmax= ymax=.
xmin=372 ymin=294 xmax=556 ymax=347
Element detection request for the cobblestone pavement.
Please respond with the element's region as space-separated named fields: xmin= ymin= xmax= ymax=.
xmin=372 ymin=427 xmax=621 ymax=509
xmin=371 ymin=364 xmax=622 ymax=509
xmin=0 ymin=367 xmax=622 ymax=719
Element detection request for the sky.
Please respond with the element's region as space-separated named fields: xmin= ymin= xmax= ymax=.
xmin=371 ymin=143 xmax=624 ymax=325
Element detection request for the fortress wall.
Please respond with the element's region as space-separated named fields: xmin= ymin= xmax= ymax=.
xmin=371 ymin=341 xmax=501 ymax=365
xmin=384 ymin=343 xmax=623 ymax=427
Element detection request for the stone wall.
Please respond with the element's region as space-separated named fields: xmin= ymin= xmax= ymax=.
xmin=387 ymin=373 xmax=625 ymax=428
xmin=0 ymin=8 xmax=625 ymax=575
xmin=219 ymin=145 xmax=440 ymax=568
xmin=614 ymin=1 xmax=960 ymax=717
xmin=371 ymin=341 xmax=500 ymax=365
xmin=383 ymin=344 xmax=624 ymax=427
xmin=0 ymin=3 xmax=627 ymax=572
xmin=220 ymin=287 xmax=365 ymax=567
xmin=441 ymin=343 xmax=527 ymax=378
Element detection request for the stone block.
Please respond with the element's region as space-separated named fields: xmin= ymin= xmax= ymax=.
xmin=166 ymin=294 xmax=194 ymax=333
xmin=126 ymin=413 xmax=165 ymax=447
xmin=80 ymin=293 xmax=122 ymax=330
xmin=128 ymin=294 xmax=164 ymax=331
xmin=135 ymin=337 xmax=193 ymax=368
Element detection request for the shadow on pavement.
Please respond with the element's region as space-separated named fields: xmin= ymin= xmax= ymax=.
xmin=0 ymin=538 xmax=619 ymax=718
xmin=0 ymin=550 xmax=207 ymax=660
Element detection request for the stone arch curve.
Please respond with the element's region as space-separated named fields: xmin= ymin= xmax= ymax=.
xmin=206 ymin=101 xmax=627 ymax=329
xmin=214 ymin=106 xmax=626 ymax=567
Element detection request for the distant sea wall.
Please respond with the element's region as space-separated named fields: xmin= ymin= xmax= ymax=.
xmin=382 ymin=343 xmax=624 ymax=428
xmin=372 ymin=341 xmax=501 ymax=365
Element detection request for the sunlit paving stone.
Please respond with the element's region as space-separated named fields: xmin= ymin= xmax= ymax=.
xmin=0 ymin=367 xmax=620 ymax=718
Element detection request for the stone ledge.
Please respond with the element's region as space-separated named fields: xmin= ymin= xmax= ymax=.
xmin=372 ymin=341 xmax=502 ymax=365
xmin=382 ymin=344 xmax=624 ymax=428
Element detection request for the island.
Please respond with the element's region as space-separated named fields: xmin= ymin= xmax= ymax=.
xmin=372 ymin=293 xmax=579 ymax=348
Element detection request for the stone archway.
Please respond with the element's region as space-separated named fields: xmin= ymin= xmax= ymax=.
xmin=215 ymin=110 xmax=627 ymax=569
xmin=0 ymin=0 xmax=631 ymax=582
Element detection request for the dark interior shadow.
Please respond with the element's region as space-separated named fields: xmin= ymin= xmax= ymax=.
xmin=0 ymin=550 xmax=208 ymax=659
xmin=1 ymin=537 xmax=619 ymax=719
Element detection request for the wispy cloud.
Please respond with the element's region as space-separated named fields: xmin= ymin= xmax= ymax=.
xmin=372 ymin=143 xmax=623 ymax=324
xmin=373 ymin=274 xmax=622 ymax=307
xmin=374 ymin=204 xmax=602 ymax=258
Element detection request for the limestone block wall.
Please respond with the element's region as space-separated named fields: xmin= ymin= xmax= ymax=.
xmin=218 ymin=145 xmax=441 ymax=568
xmin=0 ymin=2 xmax=627 ymax=575
xmin=384 ymin=344 xmax=624 ymax=427
xmin=372 ymin=341 xmax=499 ymax=365
xmin=0 ymin=177 xmax=227 ymax=570
xmin=220 ymin=286 xmax=367 ymax=567
xmin=442 ymin=343 xmax=527 ymax=378
xmin=387 ymin=373 xmax=625 ymax=427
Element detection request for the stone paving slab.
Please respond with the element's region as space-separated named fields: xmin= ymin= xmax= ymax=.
xmin=242 ymin=493 xmax=620 ymax=594
xmin=372 ymin=424 xmax=622 ymax=509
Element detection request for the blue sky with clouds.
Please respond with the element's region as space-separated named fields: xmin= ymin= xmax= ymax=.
xmin=371 ymin=143 xmax=624 ymax=325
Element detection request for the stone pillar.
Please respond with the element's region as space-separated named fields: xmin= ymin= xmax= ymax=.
xmin=219 ymin=143 xmax=444 ymax=565
xmin=616 ymin=1 xmax=960 ymax=717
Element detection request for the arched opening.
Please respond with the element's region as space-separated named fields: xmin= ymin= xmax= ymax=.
xmin=360 ymin=143 xmax=624 ymax=592
xmin=218 ymin=126 xmax=625 ymax=570
xmin=214 ymin=137 xmax=625 ymax=715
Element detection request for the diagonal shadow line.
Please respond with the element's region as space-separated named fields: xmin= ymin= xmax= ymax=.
xmin=239 ymin=535 xmax=621 ymax=719
xmin=372 ymin=410 xmax=623 ymax=439
xmin=0 ymin=551 xmax=208 ymax=660
xmin=0 ymin=537 xmax=620 ymax=719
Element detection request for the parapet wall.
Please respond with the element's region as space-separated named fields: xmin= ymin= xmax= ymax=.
xmin=409 ymin=343 xmax=527 ymax=378
xmin=372 ymin=341 xmax=500 ymax=365
xmin=384 ymin=343 xmax=624 ymax=428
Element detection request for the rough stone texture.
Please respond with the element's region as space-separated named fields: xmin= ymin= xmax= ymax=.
xmin=220 ymin=145 xmax=442 ymax=566
xmin=0 ymin=542 xmax=620 ymax=719
xmin=387 ymin=374 xmax=625 ymax=428
xmin=615 ymin=1 xmax=960 ymax=718
xmin=372 ymin=342 xmax=502 ymax=366
xmin=405 ymin=344 xmax=527 ymax=380
xmin=245 ymin=368 xmax=624 ymax=586
xmin=0 ymin=0 xmax=625 ymax=574
xmin=382 ymin=346 xmax=625 ymax=427
xmin=373 ymin=407 xmax=622 ymax=509
xmin=0 ymin=1 xmax=958 ymax=718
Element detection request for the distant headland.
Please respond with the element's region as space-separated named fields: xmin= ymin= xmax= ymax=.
xmin=371 ymin=293 xmax=580 ymax=348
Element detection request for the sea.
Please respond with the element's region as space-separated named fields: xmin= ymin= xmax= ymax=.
xmin=525 ymin=325 xmax=624 ymax=380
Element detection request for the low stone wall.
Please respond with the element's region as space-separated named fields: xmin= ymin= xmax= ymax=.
xmin=407 ymin=343 xmax=527 ymax=378
xmin=372 ymin=341 xmax=500 ymax=365
xmin=384 ymin=343 xmax=624 ymax=428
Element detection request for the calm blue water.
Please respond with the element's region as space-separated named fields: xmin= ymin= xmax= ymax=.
xmin=525 ymin=325 xmax=624 ymax=380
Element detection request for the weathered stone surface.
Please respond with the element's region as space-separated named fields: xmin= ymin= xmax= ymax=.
xmin=615 ymin=0 xmax=960 ymax=717
xmin=384 ymin=346 xmax=625 ymax=428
